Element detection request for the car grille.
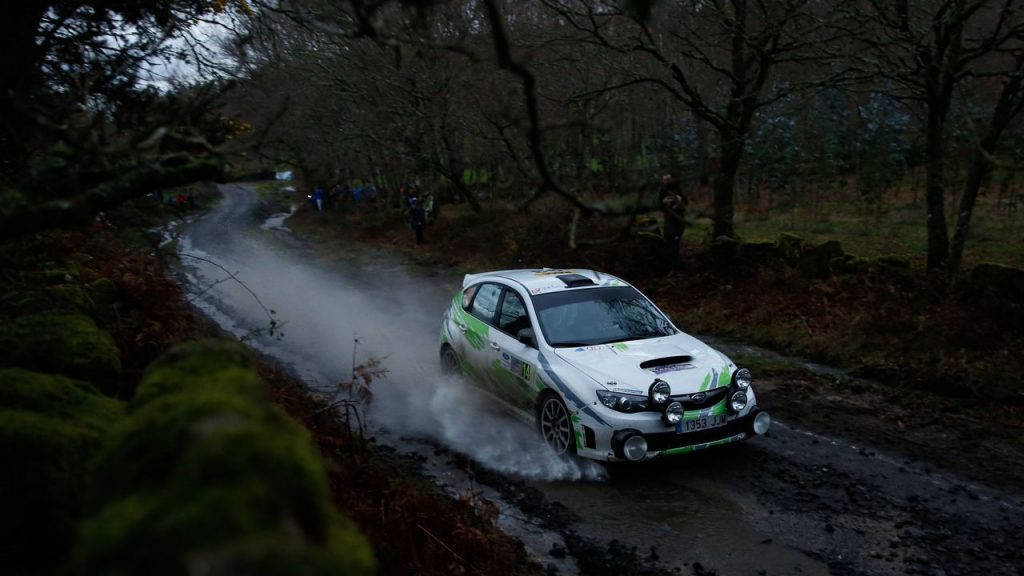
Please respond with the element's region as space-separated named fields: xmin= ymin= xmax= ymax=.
xmin=672 ymin=386 xmax=729 ymax=411
xmin=645 ymin=418 xmax=747 ymax=452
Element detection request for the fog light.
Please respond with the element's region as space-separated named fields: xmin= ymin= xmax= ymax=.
xmin=663 ymin=401 xmax=684 ymax=424
xmin=623 ymin=434 xmax=648 ymax=462
xmin=753 ymin=411 xmax=771 ymax=435
xmin=730 ymin=391 xmax=748 ymax=412
xmin=649 ymin=379 xmax=671 ymax=405
xmin=734 ymin=368 xmax=752 ymax=390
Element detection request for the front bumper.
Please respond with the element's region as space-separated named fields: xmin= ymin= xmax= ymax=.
xmin=577 ymin=406 xmax=769 ymax=462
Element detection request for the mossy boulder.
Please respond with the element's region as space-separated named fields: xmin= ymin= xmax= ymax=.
xmin=130 ymin=339 xmax=266 ymax=410
xmin=78 ymin=340 xmax=375 ymax=576
xmin=0 ymin=313 xmax=121 ymax=387
xmin=831 ymin=254 xmax=869 ymax=275
xmin=966 ymin=262 xmax=1024 ymax=303
xmin=0 ymin=369 xmax=123 ymax=574
xmin=738 ymin=240 xmax=779 ymax=264
xmin=798 ymin=240 xmax=844 ymax=279
xmin=86 ymin=277 xmax=118 ymax=315
xmin=50 ymin=283 xmax=92 ymax=313
xmin=710 ymin=235 xmax=740 ymax=262
xmin=875 ymin=254 xmax=911 ymax=271
xmin=778 ymin=233 xmax=803 ymax=262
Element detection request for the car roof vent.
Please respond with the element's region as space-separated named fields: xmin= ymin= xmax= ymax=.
xmin=639 ymin=356 xmax=694 ymax=370
xmin=557 ymin=274 xmax=597 ymax=288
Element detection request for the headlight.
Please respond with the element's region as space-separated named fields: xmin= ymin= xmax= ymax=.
xmin=663 ymin=401 xmax=684 ymax=424
xmin=648 ymin=379 xmax=671 ymax=405
xmin=730 ymin=390 xmax=748 ymax=412
xmin=596 ymin=390 xmax=649 ymax=413
xmin=734 ymin=368 xmax=752 ymax=390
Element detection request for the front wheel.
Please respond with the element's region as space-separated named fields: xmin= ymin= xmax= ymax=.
xmin=440 ymin=345 xmax=460 ymax=374
xmin=537 ymin=394 xmax=576 ymax=455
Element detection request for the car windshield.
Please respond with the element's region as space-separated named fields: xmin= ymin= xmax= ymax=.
xmin=531 ymin=286 xmax=677 ymax=347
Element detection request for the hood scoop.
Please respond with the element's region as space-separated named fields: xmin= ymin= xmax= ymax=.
xmin=640 ymin=355 xmax=695 ymax=375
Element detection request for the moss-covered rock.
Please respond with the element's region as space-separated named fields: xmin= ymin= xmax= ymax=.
xmin=738 ymin=240 xmax=779 ymax=263
xmin=875 ymin=254 xmax=911 ymax=270
xmin=0 ymin=369 xmax=123 ymax=574
xmin=966 ymin=262 xmax=1024 ymax=303
xmin=778 ymin=233 xmax=803 ymax=262
xmin=830 ymin=254 xmax=869 ymax=275
xmin=131 ymin=339 xmax=266 ymax=410
xmin=50 ymin=283 xmax=92 ymax=313
xmin=83 ymin=408 xmax=373 ymax=576
xmin=78 ymin=340 xmax=375 ymax=576
xmin=90 ymin=390 xmax=271 ymax=502
xmin=710 ymin=235 xmax=740 ymax=262
xmin=86 ymin=277 xmax=118 ymax=314
xmin=0 ymin=313 xmax=121 ymax=387
xmin=42 ymin=267 xmax=75 ymax=283
xmin=798 ymin=240 xmax=844 ymax=279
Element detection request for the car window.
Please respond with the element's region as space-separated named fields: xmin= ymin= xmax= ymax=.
xmin=461 ymin=285 xmax=479 ymax=310
xmin=469 ymin=283 xmax=502 ymax=324
xmin=497 ymin=289 xmax=531 ymax=336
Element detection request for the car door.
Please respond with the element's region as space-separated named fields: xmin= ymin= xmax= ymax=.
xmin=458 ymin=282 xmax=503 ymax=392
xmin=485 ymin=287 xmax=543 ymax=412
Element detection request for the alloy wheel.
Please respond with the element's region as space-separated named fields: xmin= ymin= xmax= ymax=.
xmin=539 ymin=396 xmax=573 ymax=454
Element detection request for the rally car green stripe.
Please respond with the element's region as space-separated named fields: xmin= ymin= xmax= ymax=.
xmin=571 ymin=414 xmax=583 ymax=449
xmin=537 ymin=352 xmax=609 ymax=427
xmin=699 ymin=371 xmax=713 ymax=392
xmin=659 ymin=432 xmax=746 ymax=456
xmin=450 ymin=296 xmax=489 ymax=351
xmin=717 ymin=366 xmax=731 ymax=388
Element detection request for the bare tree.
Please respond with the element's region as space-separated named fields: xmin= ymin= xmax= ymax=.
xmin=847 ymin=0 xmax=1024 ymax=275
xmin=949 ymin=50 xmax=1024 ymax=274
xmin=538 ymin=0 xmax=835 ymax=239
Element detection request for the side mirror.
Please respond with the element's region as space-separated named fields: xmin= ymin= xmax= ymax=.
xmin=516 ymin=328 xmax=537 ymax=348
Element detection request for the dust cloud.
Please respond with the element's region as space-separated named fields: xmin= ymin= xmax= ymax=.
xmin=178 ymin=208 xmax=605 ymax=482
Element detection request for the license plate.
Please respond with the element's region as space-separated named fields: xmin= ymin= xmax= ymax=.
xmin=676 ymin=414 xmax=727 ymax=434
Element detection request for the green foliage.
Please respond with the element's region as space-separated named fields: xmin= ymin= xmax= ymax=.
xmin=0 ymin=313 xmax=121 ymax=388
xmin=0 ymin=369 xmax=124 ymax=574
xmin=130 ymin=339 xmax=266 ymax=410
xmin=0 ymin=187 xmax=28 ymax=216
xmin=78 ymin=340 xmax=375 ymax=576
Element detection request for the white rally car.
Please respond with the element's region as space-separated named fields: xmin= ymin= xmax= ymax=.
xmin=439 ymin=268 xmax=771 ymax=462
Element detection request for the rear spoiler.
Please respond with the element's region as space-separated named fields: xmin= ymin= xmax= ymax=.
xmin=462 ymin=273 xmax=481 ymax=288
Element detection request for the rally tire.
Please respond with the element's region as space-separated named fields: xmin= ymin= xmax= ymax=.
xmin=440 ymin=345 xmax=461 ymax=375
xmin=537 ymin=393 xmax=576 ymax=456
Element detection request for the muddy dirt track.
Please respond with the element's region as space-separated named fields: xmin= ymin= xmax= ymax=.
xmin=176 ymin=184 xmax=1023 ymax=576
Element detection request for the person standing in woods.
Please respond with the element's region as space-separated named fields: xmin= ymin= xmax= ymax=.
xmin=659 ymin=174 xmax=687 ymax=270
xmin=409 ymin=195 xmax=426 ymax=244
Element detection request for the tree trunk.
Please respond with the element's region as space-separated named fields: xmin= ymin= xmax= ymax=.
xmin=924 ymin=107 xmax=950 ymax=274
xmin=712 ymin=128 xmax=744 ymax=239
xmin=948 ymin=146 xmax=991 ymax=276
xmin=948 ymin=55 xmax=1024 ymax=275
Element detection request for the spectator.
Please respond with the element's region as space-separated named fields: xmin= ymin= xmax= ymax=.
xmin=409 ymin=196 xmax=426 ymax=244
xmin=659 ymin=174 xmax=687 ymax=270
xmin=313 ymin=186 xmax=325 ymax=212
